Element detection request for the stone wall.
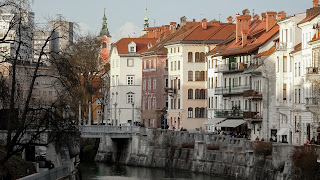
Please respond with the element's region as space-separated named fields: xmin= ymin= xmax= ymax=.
xmin=123 ymin=128 xmax=297 ymax=180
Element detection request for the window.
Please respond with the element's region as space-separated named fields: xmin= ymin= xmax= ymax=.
xmin=148 ymin=78 xmax=151 ymax=90
xmin=188 ymin=89 xmax=193 ymax=99
xmin=298 ymin=89 xmax=301 ymax=103
xmin=295 ymin=63 xmax=297 ymax=77
xmin=130 ymin=46 xmax=135 ymax=52
xmin=188 ymin=52 xmax=193 ymax=62
xmin=153 ymin=60 xmax=156 ymax=69
xmin=127 ymin=76 xmax=134 ymax=85
xmin=153 ymin=96 xmax=156 ymax=109
xmin=188 ymin=108 xmax=193 ymax=118
xmin=195 ymin=52 xmax=200 ymax=62
xmin=200 ymin=52 xmax=205 ymax=62
xmin=298 ymin=62 xmax=301 ymax=76
xmin=195 ymin=71 xmax=200 ymax=81
xmin=149 ymin=60 xmax=152 ymax=69
xmin=215 ymin=97 xmax=218 ymax=108
xmin=295 ymin=89 xmax=297 ymax=103
xmin=188 ymin=71 xmax=193 ymax=81
xmin=171 ymin=62 xmax=173 ymax=71
xmin=144 ymin=60 xmax=147 ymax=69
xmin=165 ymin=59 xmax=168 ymax=67
xmin=143 ymin=78 xmax=146 ymax=90
xmin=102 ymin=42 xmax=107 ymax=48
xmin=148 ymin=96 xmax=151 ymax=109
xmin=165 ymin=78 xmax=168 ymax=87
xmin=127 ymin=59 xmax=134 ymax=67
xmin=174 ymin=61 xmax=176 ymax=70
xmin=127 ymin=93 xmax=134 ymax=104
xmin=283 ymin=56 xmax=287 ymax=72
xmin=178 ymin=79 xmax=180 ymax=90
xmin=178 ymin=98 xmax=180 ymax=109
xmin=283 ymin=84 xmax=287 ymax=100
xmin=178 ymin=61 xmax=180 ymax=70
xmin=153 ymin=78 xmax=156 ymax=89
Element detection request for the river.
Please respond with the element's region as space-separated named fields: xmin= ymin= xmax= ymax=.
xmin=79 ymin=162 xmax=227 ymax=180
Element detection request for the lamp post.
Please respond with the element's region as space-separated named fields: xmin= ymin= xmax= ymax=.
xmin=131 ymin=102 xmax=135 ymax=126
xmin=112 ymin=92 xmax=118 ymax=126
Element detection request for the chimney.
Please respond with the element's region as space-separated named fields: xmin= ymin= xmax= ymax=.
xmin=236 ymin=11 xmax=251 ymax=43
xmin=170 ymin=22 xmax=177 ymax=34
xmin=180 ymin=16 xmax=187 ymax=26
xmin=261 ymin=13 xmax=266 ymax=22
xmin=211 ymin=19 xmax=220 ymax=26
xmin=314 ymin=0 xmax=319 ymax=7
xmin=277 ymin=11 xmax=287 ymax=20
xmin=202 ymin=18 xmax=208 ymax=30
xmin=193 ymin=19 xmax=196 ymax=22
xmin=266 ymin=11 xmax=277 ymax=32
xmin=227 ymin=16 xmax=233 ymax=24
xmin=242 ymin=29 xmax=248 ymax=47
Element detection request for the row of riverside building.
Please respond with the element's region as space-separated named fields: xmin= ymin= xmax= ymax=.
xmin=104 ymin=0 xmax=320 ymax=145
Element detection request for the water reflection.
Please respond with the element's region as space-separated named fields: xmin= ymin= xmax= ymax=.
xmin=79 ymin=162 xmax=226 ymax=180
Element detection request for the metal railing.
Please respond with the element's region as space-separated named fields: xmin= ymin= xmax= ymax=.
xmin=243 ymin=111 xmax=262 ymax=119
xmin=215 ymin=109 xmax=244 ymax=118
xmin=305 ymin=97 xmax=320 ymax=106
xmin=306 ymin=67 xmax=320 ymax=75
xmin=276 ymin=42 xmax=287 ymax=51
xmin=215 ymin=85 xmax=250 ymax=95
xmin=79 ymin=125 xmax=141 ymax=133
xmin=216 ymin=62 xmax=249 ymax=72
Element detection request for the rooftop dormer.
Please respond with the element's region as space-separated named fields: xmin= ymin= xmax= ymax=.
xmin=128 ymin=41 xmax=136 ymax=53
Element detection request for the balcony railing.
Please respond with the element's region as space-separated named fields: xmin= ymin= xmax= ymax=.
xmin=216 ymin=62 xmax=249 ymax=73
xmin=243 ymin=111 xmax=262 ymax=120
xmin=215 ymin=85 xmax=250 ymax=95
xmin=305 ymin=97 xmax=320 ymax=106
xmin=276 ymin=42 xmax=287 ymax=51
xmin=243 ymin=90 xmax=263 ymax=99
xmin=306 ymin=67 xmax=320 ymax=75
xmin=215 ymin=109 xmax=244 ymax=118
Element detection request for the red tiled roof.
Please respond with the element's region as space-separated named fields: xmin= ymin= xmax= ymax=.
xmin=298 ymin=12 xmax=320 ymax=25
xmin=255 ymin=45 xmax=276 ymax=57
xmin=290 ymin=43 xmax=302 ymax=54
xmin=167 ymin=23 xmax=235 ymax=44
xmin=216 ymin=24 xmax=279 ymax=57
xmin=113 ymin=38 xmax=158 ymax=55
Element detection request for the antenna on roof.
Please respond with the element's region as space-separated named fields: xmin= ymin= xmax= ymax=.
xmin=153 ymin=19 xmax=156 ymax=27
xmin=252 ymin=9 xmax=255 ymax=16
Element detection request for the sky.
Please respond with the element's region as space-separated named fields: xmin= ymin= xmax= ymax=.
xmin=31 ymin=0 xmax=311 ymax=42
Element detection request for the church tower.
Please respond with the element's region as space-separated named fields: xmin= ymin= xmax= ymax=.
xmin=100 ymin=8 xmax=111 ymax=65
xmin=141 ymin=7 xmax=149 ymax=36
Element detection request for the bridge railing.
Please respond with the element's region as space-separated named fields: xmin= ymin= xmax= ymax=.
xmin=79 ymin=125 xmax=141 ymax=133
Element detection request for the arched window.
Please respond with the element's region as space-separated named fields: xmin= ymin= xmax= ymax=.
xmin=188 ymin=89 xmax=193 ymax=99
xmin=200 ymin=71 xmax=205 ymax=81
xmin=200 ymin=89 xmax=206 ymax=99
xmin=188 ymin=71 xmax=193 ymax=81
xmin=188 ymin=107 xmax=193 ymax=118
xmin=195 ymin=52 xmax=200 ymax=62
xmin=195 ymin=89 xmax=200 ymax=99
xmin=200 ymin=52 xmax=205 ymax=62
xmin=195 ymin=107 xmax=200 ymax=118
xmin=188 ymin=52 xmax=193 ymax=62
xmin=195 ymin=71 xmax=200 ymax=81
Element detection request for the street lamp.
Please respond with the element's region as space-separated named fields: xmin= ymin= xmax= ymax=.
xmin=112 ymin=92 xmax=118 ymax=126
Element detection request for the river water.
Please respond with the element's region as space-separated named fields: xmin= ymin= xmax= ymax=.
xmin=79 ymin=162 xmax=226 ymax=180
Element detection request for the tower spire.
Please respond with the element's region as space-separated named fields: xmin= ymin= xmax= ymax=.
xmin=141 ymin=0 xmax=149 ymax=36
xmin=100 ymin=8 xmax=111 ymax=37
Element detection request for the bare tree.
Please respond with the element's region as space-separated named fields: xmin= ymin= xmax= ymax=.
xmin=0 ymin=0 xmax=78 ymax=166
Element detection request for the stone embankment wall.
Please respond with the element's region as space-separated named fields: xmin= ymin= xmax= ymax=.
xmin=123 ymin=129 xmax=295 ymax=180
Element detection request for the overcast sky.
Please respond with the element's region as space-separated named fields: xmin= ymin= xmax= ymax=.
xmin=31 ymin=0 xmax=310 ymax=42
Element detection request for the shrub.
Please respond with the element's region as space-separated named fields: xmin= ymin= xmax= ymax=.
xmin=207 ymin=145 xmax=219 ymax=150
xmin=181 ymin=142 xmax=195 ymax=149
xmin=253 ymin=141 xmax=272 ymax=157
xmin=291 ymin=145 xmax=320 ymax=179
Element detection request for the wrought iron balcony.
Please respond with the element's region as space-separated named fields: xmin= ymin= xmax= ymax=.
xmin=306 ymin=67 xmax=320 ymax=81
xmin=215 ymin=62 xmax=249 ymax=73
xmin=276 ymin=42 xmax=287 ymax=51
xmin=243 ymin=111 xmax=262 ymax=121
xmin=215 ymin=109 xmax=243 ymax=118
xmin=215 ymin=85 xmax=250 ymax=96
xmin=243 ymin=90 xmax=262 ymax=99
xmin=305 ymin=97 xmax=320 ymax=106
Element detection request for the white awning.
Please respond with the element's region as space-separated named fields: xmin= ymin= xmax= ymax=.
xmin=203 ymin=118 xmax=226 ymax=125
xmin=278 ymin=128 xmax=288 ymax=136
xmin=216 ymin=119 xmax=246 ymax=128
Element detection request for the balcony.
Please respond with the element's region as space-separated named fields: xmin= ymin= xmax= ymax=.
xmin=243 ymin=111 xmax=262 ymax=122
xmin=305 ymin=97 xmax=320 ymax=115
xmin=306 ymin=67 xmax=320 ymax=82
xmin=165 ymin=88 xmax=177 ymax=97
xmin=276 ymin=42 xmax=287 ymax=51
xmin=215 ymin=109 xmax=243 ymax=119
xmin=215 ymin=85 xmax=250 ymax=96
xmin=243 ymin=90 xmax=262 ymax=100
xmin=216 ymin=62 xmax=248 ymax=73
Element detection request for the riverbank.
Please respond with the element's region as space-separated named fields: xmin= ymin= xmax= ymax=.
xmin=93 ymin=128 xmax=320 ymax=180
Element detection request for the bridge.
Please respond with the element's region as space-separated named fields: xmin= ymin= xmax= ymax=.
xmin=79 ymin=125 xmax=143 ymax=138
